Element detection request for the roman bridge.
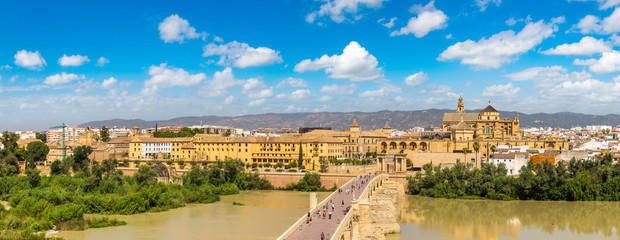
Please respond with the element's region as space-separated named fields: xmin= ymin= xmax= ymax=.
xmin=278 ymin=173 xmax=404 ymax=240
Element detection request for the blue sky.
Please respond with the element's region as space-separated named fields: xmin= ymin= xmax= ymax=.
xmin=2 ymin=0 xmax=620 ymax=131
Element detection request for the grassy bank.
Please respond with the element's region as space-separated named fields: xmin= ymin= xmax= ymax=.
xmin=408 ymin=153 xmax=620 ymax=201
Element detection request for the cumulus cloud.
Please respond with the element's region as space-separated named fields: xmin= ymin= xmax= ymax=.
xmin=482 ymin=82 xmax=520 ymax=98
xmin=101 ymin=77 xmax=117 ymax=89
xmin=390 ymin=1 xmax=447 ymax=38
xmin=475 ymin=0 xmax=501 ymax=11
xmin=44 ymin=72 xmax=84 ymax=85
xmin=404 ymin=71 xmax=428 ymax=87
xmin=438 ymin=19 xmax=560 ymax=69
xmin=58 ymin=54 xmax=90 ymax=67
xmin=14 ymin=50 xmax=46 ymax=70
xmin=275 ymin=77 xmax=308 ymax=88
xmin=242 ymin=78 xmax=273 ymax=98
xmin=320 ymin=83 xmax=357 ymax=94
xmin=378 ymin=17 xmax=397 ymax=28
xmin=505 ymin=65 xmax=592 ymax=87
xmin=542 ymin=36 xmax=611 ymax=56
xmin=358 ymin=85 xmax=401 ymax=97
xmin=318 ymin=96 xmax=334 ymax=102
xmin=572 ymin=8 xmax=620 ymax=34
xmin=0 ymin=65 xmax=12 ymax=71
xmin=294 ymin=41 xmax=382 ymax=81
xmin=573 ymin=50 xmax=620 ymax=74
xmin=201 ymin=67 xmax=245 ymax=97
xmin=141 ymin=63 xmax=206 ymax=95
xmin=276 ymin=89 xmax=314 ymax=100
xmin=248 ymin=98 xmax=266 ymax=106
xmin=305 ymin=0 xmax=387 ymax=24
xmin=567 ymin=0 xmax=620 ymax=10
xmin=159 ymin=14 xmax=205 ymax=43
xmin=223 ymin=95 xmax=234 ymax=104
xmin=96 ymin=57 xmax=109 ymax=67
xmin=612 ymin=34 xmax=620 ymax=46
xmin=203 ymin=41 xmax=283 ymax=68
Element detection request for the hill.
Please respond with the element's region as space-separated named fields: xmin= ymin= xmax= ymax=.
xmin=79 ymin=110 xmax=620 ymax=131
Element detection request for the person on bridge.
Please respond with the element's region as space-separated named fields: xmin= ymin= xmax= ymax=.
xmin=321 ymin=232 xmax=325 ymax=240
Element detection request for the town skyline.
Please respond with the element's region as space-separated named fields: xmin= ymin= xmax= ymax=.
xmin=2 ymin=0 xmax=620 ymax=130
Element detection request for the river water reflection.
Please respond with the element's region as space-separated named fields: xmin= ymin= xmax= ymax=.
xmin=53 ymin=190 xmax=328 ymax=240
xmin=387 ymin=195 xmax=620 ymax=240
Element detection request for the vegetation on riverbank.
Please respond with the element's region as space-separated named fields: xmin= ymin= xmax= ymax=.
xmin=0 ymin=147 xmax=272 ymax=237
xmin=408 ymin=153 xmax=620 ymax=201
xmin=282 ymin=172 xmax=337 ymax=192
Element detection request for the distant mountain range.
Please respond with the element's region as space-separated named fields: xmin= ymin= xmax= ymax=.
xmin=78 ymin=109 xmax=620 ymax=131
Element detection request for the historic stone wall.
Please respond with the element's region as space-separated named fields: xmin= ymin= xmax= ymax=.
xmin=258 ymin=172 xmax=356 ymax=188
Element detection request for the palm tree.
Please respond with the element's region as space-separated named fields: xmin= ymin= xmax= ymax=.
xmin=490 ymin=145 xmax=496 ymax=154
xmin=473 ymin=142 xmax=480 ymax=168
xmin=462 ymin=147 xmax=469 ymax=165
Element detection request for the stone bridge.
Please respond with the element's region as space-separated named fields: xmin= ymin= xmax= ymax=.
xmin=278 ymin=173 xmax=404 ymax=240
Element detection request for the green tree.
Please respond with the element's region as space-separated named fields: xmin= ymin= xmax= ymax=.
xmin=100 ymin=126 xmax=111 ymax=142
xmin=224 ymin=129 xmax=232 ymax=137
xmin=101 ymin=158 xmax=118 ymax=176
xmin=462 ymin=147 xmax=469 ymax=164
xmin=134 ymin=165 xmax=157 ymax=188
xmin=72 ymin=145 xmax=93 ymax=172
xmin=35 ymin=132 xmax=47 ymax=143
xmin=490 ymin=145 xmax=496 ymax=154
xmin=25 ymin=168 xmax=41 ymax=187
xmin=298 ymin=142 xmax=304 ymax=168
xmin=472 ymin=142 xmax=480 ymax=167
xmin=1 ymin=131 xmax=19 ymax=153
xmin=50 ymin=160 xmax=65 ymax=175
xmin=25 ymin=141 xmax=50 ymax=169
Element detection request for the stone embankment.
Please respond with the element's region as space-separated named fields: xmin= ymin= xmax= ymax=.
xmin=357 ymin=180 xmax=404 ymax=240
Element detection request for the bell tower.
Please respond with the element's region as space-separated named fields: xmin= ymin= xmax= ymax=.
xmin=456 ymin=95 xmax=465 ymax=113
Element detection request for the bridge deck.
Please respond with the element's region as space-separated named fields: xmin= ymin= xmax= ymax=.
xmin=285 ymin=174 xmax=377 ymax=240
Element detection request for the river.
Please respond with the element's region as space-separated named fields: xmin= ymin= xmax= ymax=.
xmin=387 ymin=195 xmax=620 ymax=240
xmin=52 ymin=190 xmax=328 ymax=240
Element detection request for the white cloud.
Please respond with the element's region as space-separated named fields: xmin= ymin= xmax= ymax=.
xmin=96 ymin=57 xmax=110 ymax=67
xmin=14 ymin=50 xmax=46 ymax=70
xmin=573 ymin=15 xmax=602 ymax=34
xmin=567 ymin=0 xmax=620 ymax=10
xmin=306 ymin=0 xmax=387 ymax=24
xmin=58 ymin=54 xmax=90 ymax=67
xmin=475 ymin=0 xmax=501 ymax=11
xmin=248 ymin=98 xmax=266 ymax=106
xmin=223 ymin=95 xmax=234 ymax=104
xmin=320 ymin=83 xmax=357 ymax=94
xmin=202 ymin=67 xmax=245 ymax=97
xmin=611 ymin=34 xmax=620 ymax=46
xmin=464 ymin=81 xmax=472 ymax=87
xmin=404 ymin=71 xmax=428 ymax=87
xmin=573 ymin=50 xmax=620 ymax=74
xmin=0 ymin=65 xmax=11 ymax=70
xmin=482 ymin=82 xmax=520 ymax=98
xmin=390 ymin=1 xmax=447 ymax=38
xmin=203 ymin=41 xmax=283 ymax=68
xmin=358 ymin=85 xmax=401 ymax=97
xmin=378 ymin=17 xmax=397 ymax=28
xmin=141 ymin=63 xmax=206 ymax=95
xmin=294 ymin=41 xmax=382 ymax=81
xmin=44 ymin=72 xmax=84 ymax=85
xmin=505 ymin=17 xmax=518 ymax=26
xmin=101 ymin=77 xmax=117 ymax=89
xmin=572 ymin=8 xmax=620 ymax=34
xmin=505 ymin=65 xmax=592 ymax=87
xmin=445 ymin=34 xmax=453 ymax=39
xmin=242 ymin=78 xmax=273 ymax=98
xmin=542 ymin=36 xmax=611 ymax=56
xmin=159 ymin=14 xmax=205 ymax=43
xmin=276 ymin=89 xmax=314 ymax=100
xmin=614 ymin=75 xmax=620 ymax=82
xmin=318 ymin=96 xmax=334 ymax=102
xmin=438 ymin=19 xmax=559 ymax=69
xmin=276 ymin=77 xmax=308 ymax=88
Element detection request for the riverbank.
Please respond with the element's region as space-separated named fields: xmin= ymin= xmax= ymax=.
xmin=408 ymin=155 xmax=620 ymax=201
xmin=51 ymin=190 xmax=329 ymax=240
